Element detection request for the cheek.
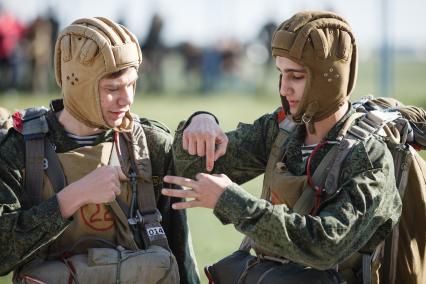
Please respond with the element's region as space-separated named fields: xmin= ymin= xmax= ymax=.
xmin=296 ymin=81 xmax=307 ymax=98
xmin=100 ymin=94 xmax=114 ymax=112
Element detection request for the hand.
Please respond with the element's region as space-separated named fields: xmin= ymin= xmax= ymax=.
xmin=183 ymin=114 xmax=228 ymax=172
xmin=161 ymin=173 xmax=233 ymax=209
xmin=57 ymin=166 xmax=128 ymax=218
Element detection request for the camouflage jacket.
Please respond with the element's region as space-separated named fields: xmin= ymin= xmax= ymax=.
xmin=173 ymin=107 xmax=402 ymax=270
xmin=0 ymin=103 xmax=200 ymax=284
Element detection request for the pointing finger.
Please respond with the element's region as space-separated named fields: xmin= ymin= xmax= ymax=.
xmin=205 ymin=135 xmax=215 ymax=172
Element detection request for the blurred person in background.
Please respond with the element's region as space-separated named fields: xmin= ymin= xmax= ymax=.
xmin=140 ymin=13 xmax=166 ymax=93
xmin=0 ymin=4 xmax=25 ymax=92
xmin=27 ymin=16 xmax=54 ymax=94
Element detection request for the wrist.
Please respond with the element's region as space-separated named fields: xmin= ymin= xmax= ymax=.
xmin=57 ymin=184 xmax=86 ymax=218
xmin=184 ymin=111 xmax=219 ymax=129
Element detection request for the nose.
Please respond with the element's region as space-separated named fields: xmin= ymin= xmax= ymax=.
xmin=118 ymin=85 xmax=134 ymax=106
xmin=279 ymin=75 xmax=292 ymax=97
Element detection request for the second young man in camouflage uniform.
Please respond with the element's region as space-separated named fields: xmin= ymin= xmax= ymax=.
xmin=163 ymin=11 xmax=402 ymax=283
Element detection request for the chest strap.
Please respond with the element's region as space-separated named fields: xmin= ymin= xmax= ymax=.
xmin=109 ymin=130 xmax=170 ymax=251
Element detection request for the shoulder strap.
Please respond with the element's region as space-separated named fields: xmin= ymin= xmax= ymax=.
xmin=112 ymin=121 xmax=171 ymax=251
xmin=260 ymin=117 xmax=296 ymax=200
xmin=22 ymin=108 xmax=66 ymax=207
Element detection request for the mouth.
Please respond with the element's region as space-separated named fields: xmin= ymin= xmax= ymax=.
xmin=287 ymin=100 xmax=299 ymax=108
xmin=110 ymin=110 xmax=127 ymax=119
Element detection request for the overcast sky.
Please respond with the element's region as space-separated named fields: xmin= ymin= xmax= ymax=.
xmin=2 ymin=0 xmax=426 ymax=51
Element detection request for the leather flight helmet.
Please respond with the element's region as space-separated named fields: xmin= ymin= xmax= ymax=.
xmin=272 ymin=11 xmax=358 ymax=132
xmin=54 ymin=17 xmax=142 ymax=131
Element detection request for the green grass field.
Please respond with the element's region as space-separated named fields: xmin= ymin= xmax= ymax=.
xmin=0 ymin=59 xmax=425 ymax=283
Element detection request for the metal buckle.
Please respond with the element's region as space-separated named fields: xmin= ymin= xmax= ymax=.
xmin=128 ymin=210 xmax=143 ymax=225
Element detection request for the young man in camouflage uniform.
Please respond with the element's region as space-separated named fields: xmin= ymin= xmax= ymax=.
xmin=0 ymin=18 xmax=199 ymax=283
xmin=162 ymin=11 xmax=402 ymax=283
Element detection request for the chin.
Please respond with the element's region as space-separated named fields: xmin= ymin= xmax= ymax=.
xmin=109 ymin=119 xmax=123 ymax=128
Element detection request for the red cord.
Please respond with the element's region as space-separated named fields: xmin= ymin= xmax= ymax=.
xmin=306 ymin=141 xmax=329 ymax=214
xmin=114 ymin=131 xmax=122 ymax=157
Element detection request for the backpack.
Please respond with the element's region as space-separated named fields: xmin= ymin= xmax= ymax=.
xmin=334 ymin=96 xmax=426 ymax=284
xmin=13 ymin=100 xmax=179 ymax=284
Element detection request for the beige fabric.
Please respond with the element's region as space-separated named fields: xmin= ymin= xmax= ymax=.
xmin=18 ymin=245 xmax=179 ymax=284
xmin=269 ymin=162 xmax=308 ymax=207
xmin=271 ymin=11 xmax=357 ymax=132
xmin=42 ymin=142 xmax=130 ymax=256
xmin=54 ymin=17 xmax=142 ymax=131
xmin=393 ymin=149 xmax=426 ymax=284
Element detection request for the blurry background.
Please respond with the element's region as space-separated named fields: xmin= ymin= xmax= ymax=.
xmin=0 ymin=0 xmax=425 ymax=283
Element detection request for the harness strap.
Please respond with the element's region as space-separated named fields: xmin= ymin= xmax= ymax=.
xmin=44 ymin=138 xmax=67 ymax=193
xmin=323 ymin=138 xmax=359 ymax=196
xmin=114 ymin=126 xmax=170 ymax=251
xmin=24 ymin=139 xmax=45 ymax=206
xmin=22 ymin=107 xmax=49 ymax=207
xmin=297 ymin=142 xmax=339 ymax=215
xmin=108 ymin=140 xmax=141 ymax=251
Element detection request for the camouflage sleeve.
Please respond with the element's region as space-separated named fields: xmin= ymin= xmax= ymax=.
xmin=213 ymin=137 xmax=402 ymax=270
xmin=142 ymin=121 xmax=200 ymax=284
xmin=173 ymin=110 xmax=280 ymax=184
xmin=0 ymin=130 xmax=71 ymax=275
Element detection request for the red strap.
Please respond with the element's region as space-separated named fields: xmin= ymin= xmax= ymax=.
xmin=306 ymin=141 xmax=329 ymax=214
xmin=277 ymin=107 xmax=286 ymax=123
xmin=12 ymin=111 xmax=23 ymax=133
xmin=21 ymin=275 xmax=47 ymax=284
xmin=60 ymin=252 xmax=77 ymax=284
xmin=114 ymin=131 xmax=122 ymax=157
xmin=204 ymin=266 xmax=215 ymax=284
xmin=408 ymin=142 xmax=422 ymax=152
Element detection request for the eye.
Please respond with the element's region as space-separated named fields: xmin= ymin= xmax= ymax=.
xmin=291 ymin=73 xmax=305 ymax=80
xmin=107 ymin=87 xmax=119 ymax=92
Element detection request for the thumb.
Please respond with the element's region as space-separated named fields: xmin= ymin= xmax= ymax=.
xmin=214 ymin=134 xmax=228 ymax=161
xmin=115 ymin=166 xmax=129 ymax=181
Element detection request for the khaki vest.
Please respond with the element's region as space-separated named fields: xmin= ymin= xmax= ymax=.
xmin=42 ymin=142 xmax=131 ymax=256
